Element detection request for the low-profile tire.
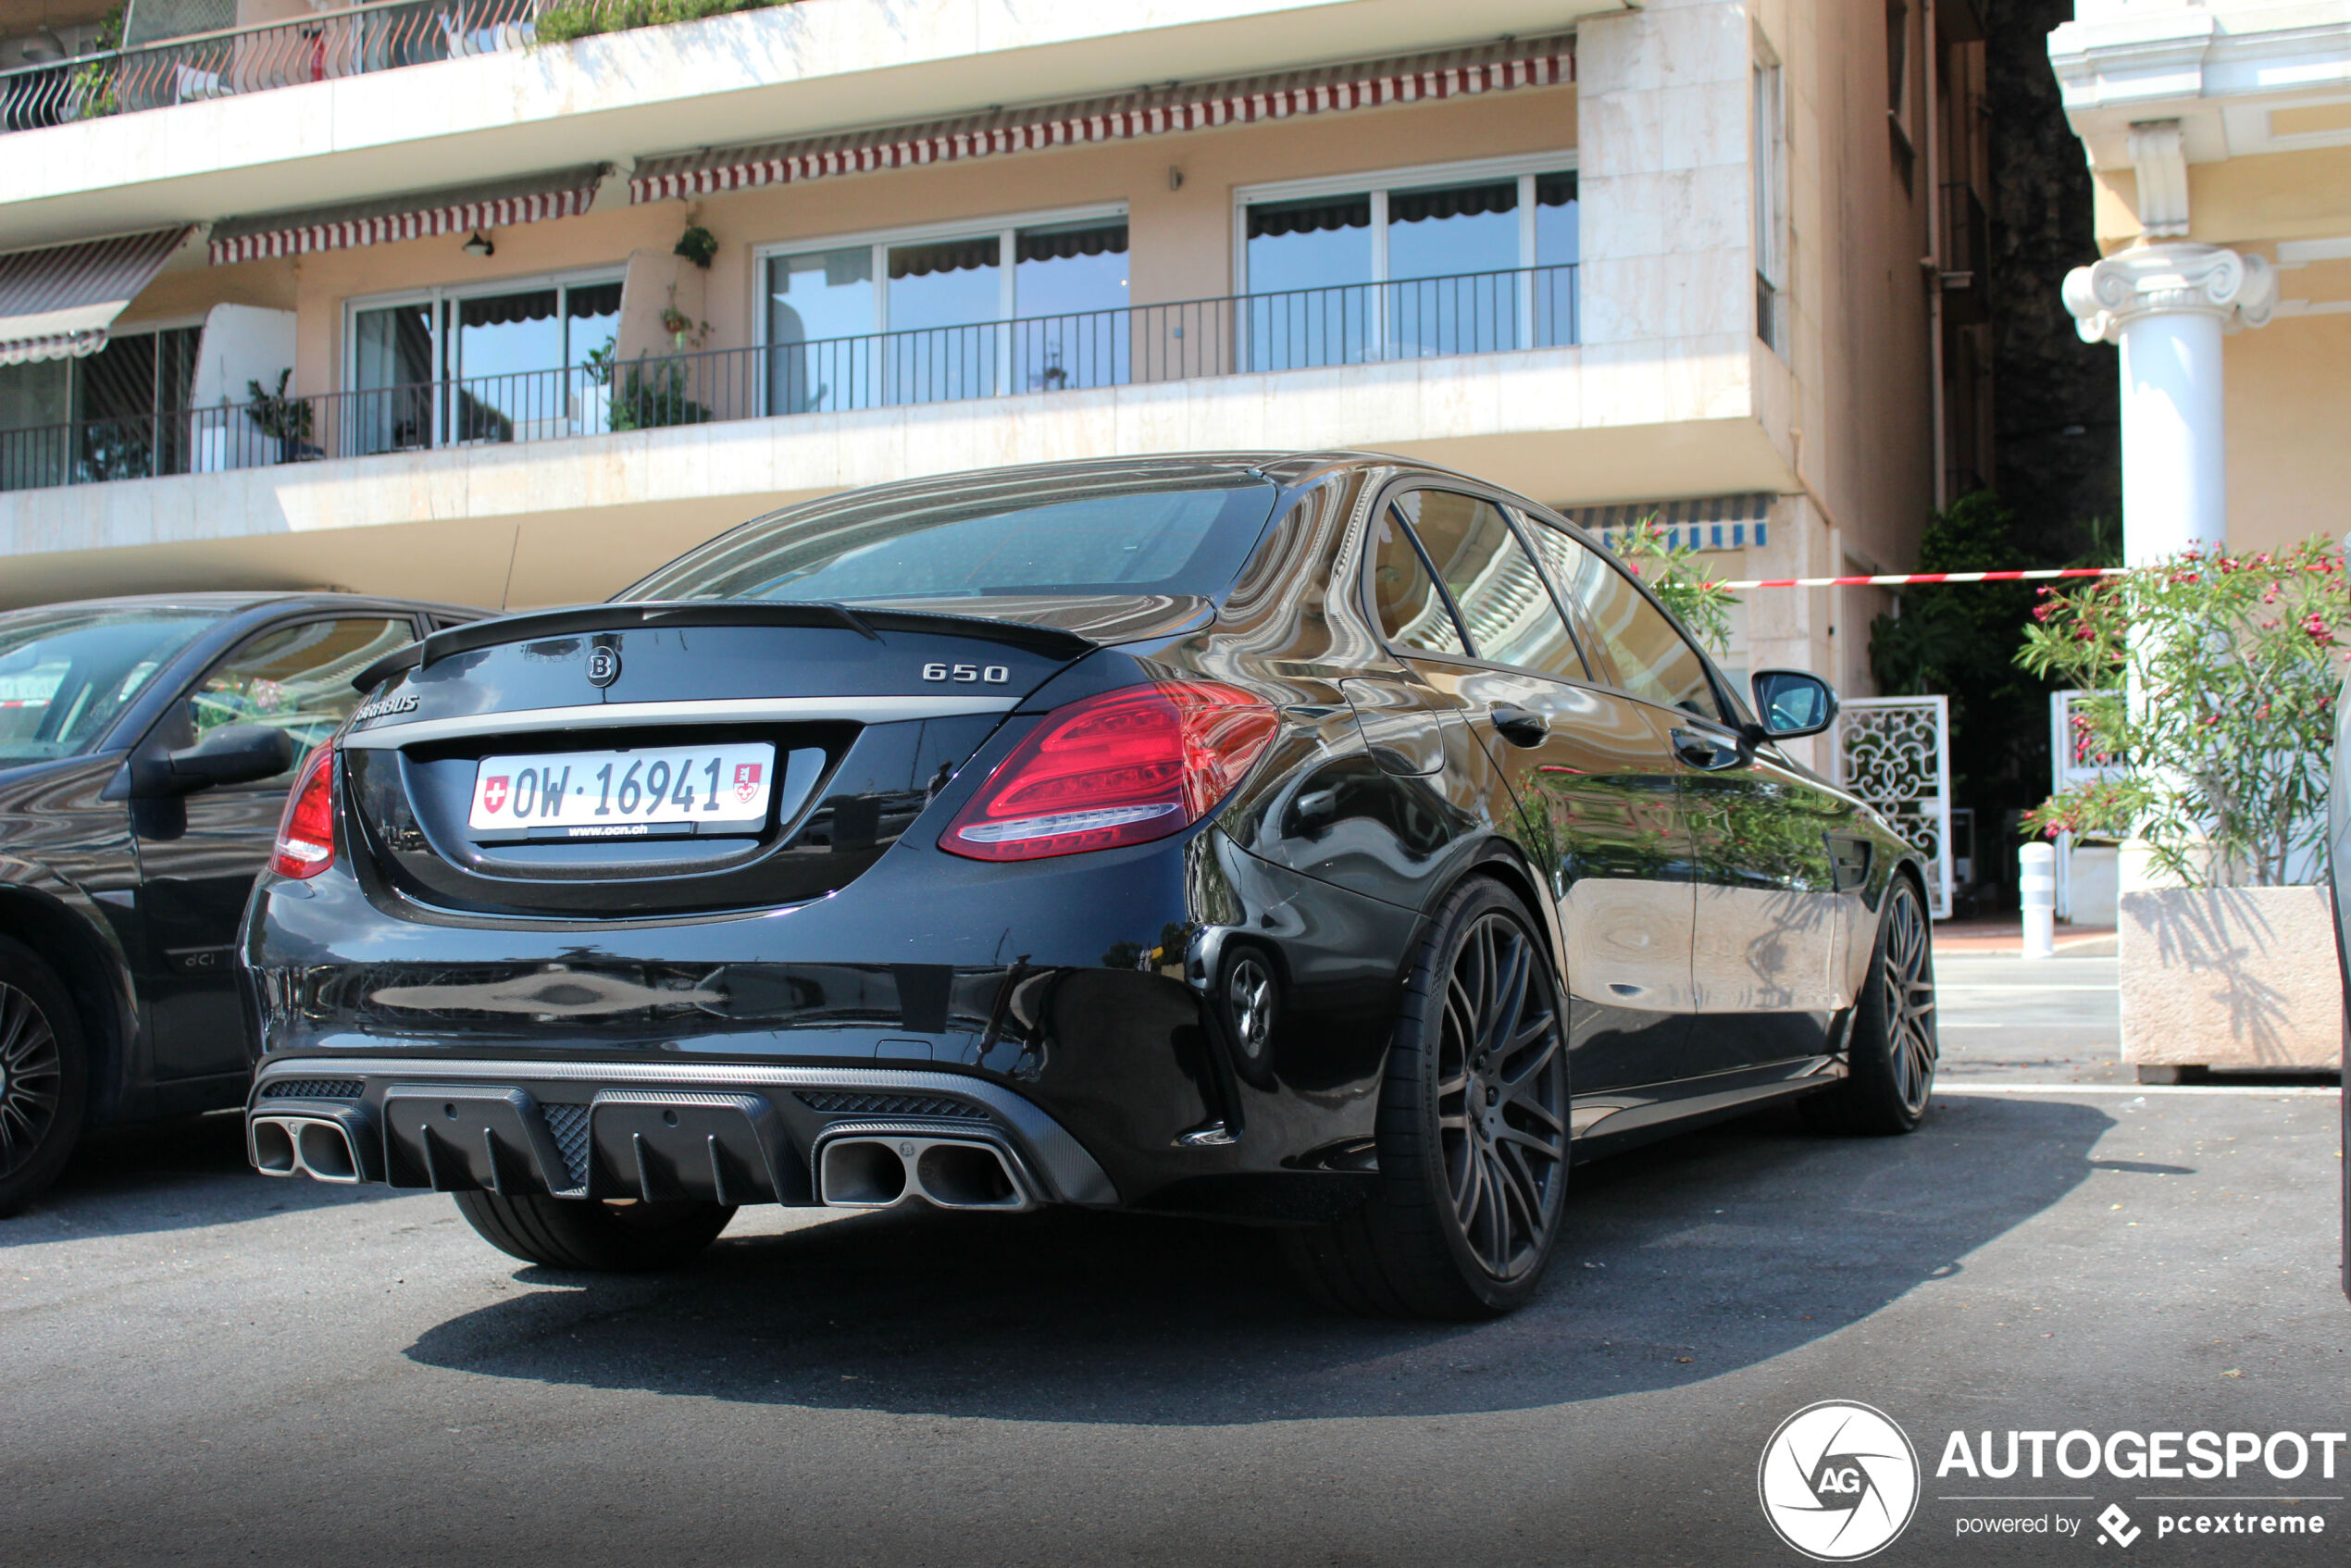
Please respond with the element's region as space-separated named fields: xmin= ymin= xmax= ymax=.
xmin=0 ymin=936 xmax=89 ymax=1219
xmin=1282 ymin=876 xmax=1570 ymax=1320
xmin=1804 ymin=874 xmax=1937 ymax=1136
xmin=451 ymin=1190 xmax=735 ymax=1271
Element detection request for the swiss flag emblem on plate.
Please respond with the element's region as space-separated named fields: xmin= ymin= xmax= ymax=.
xmin=733 ymin=762 xmax=763 ymax=804
xmin=481 ymin=776 xmax=509 ymax=814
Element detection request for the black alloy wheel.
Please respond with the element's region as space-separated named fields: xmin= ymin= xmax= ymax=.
xmin=1805 ymin=875 xmax=1937 ymax=1136
xmin=0 ymin=936 xmax=88 ymax=1218
xmin=452 ymin=1189 xmax=736 ymax=1271
xmin=1282 ymin=877 xmax=1570 ymax=1318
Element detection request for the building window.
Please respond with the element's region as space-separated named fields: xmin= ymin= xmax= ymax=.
xmin=761 ymin=207 xmax=1130 ymax=415
xmin=1753 ymin=58 xmax=1787 ymax=356
xmin=0 ymin=325 xmax=201 ymax=491
xmin=1236 ymin=154 xmax=1579 ymax=368
xmin=346 ymin=273 xmax=621 ymax=455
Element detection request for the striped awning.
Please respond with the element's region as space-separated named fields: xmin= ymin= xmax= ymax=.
xmin=1570 ymin=493 xmax=1777 ymax=554
xmin=630 ymin=35 xmax=1573 ymax=205
xmin=209 ymin=165 xmax=611 ymax=265
xmin=0 ymin=228 xmax=193 ymax=365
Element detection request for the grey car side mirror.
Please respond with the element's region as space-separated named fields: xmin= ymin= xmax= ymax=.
xmin=163 ymin=724 xmax=296 ymax=791
xmin=1750 ymin=669 xmax=1839 ymax=740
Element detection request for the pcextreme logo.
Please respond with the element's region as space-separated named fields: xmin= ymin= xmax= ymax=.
xmin=1759 ymin=1400 xmax=1922 ymax=1561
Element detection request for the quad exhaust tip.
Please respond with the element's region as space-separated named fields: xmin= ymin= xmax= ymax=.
xmin=249 ymin=1114 xmax=363 ymax=1184
xmin=817 ymin=1132 xmax=1035 ymax=1213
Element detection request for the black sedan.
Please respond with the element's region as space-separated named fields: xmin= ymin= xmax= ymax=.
xmin=239 ymin=454 xmax=1936 ymax=1317
xmin=0 ymin=592 xmax=478 ymax=1215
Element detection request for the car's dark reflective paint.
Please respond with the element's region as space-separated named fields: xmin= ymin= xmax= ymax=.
xmin=241 ymin=454 xmax=1935 ymax=1315
xmin=0 ymin=592 xmax=478 ymax=1214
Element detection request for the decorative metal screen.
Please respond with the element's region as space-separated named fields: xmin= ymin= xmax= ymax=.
xmin=1835 ymin=696 xmax=1953 ymax=919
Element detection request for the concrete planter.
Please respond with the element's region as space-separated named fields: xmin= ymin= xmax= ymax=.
xmin=2119 ymin=885 xmax=2343 ymax=1072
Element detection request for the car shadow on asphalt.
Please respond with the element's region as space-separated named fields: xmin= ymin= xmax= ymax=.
xmin=0 ymin=1111 xmax=404 ymax=1244
xmin=402 ymin=1092 xmax=2113 ymax=1422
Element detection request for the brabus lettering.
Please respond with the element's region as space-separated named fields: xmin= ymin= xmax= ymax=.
xmin=351 ymin=691 xmax=419 ymax=725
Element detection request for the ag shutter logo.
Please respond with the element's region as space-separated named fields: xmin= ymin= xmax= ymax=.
xmin=1760 ymin=1401 xmax=1922 ymax=1561
xmin=2097 ymin=1504 xmax=2142 ymax=1547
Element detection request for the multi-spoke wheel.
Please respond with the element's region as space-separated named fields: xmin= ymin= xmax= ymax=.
xmin=1281 ymin=877 xmax=1570 ymax=1318
xmin=0 ymin=936 xmax=88 ymax=1218
xmin=1804 ymin=876 xmax=1937 ymax=1136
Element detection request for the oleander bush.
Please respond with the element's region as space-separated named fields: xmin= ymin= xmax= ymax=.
xmin=533 ymin=0 xmax=789 ymax=45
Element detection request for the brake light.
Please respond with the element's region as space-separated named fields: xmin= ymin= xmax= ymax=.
xmin=269 ymin=744 xmax=338 ymax=879
xmin=940 ymin=682 xmax=1280 ymax=862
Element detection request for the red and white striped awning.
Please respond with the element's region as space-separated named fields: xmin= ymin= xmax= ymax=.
xmin=630 ymin=35 xmax=1574 ymax=205
xmin=209 ymin=165 xmax=610 ymax=265
xmin=0 ymin=228 xmax=193 ymax=365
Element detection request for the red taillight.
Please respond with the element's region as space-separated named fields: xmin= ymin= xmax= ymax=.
xmin=269 ymin=744 xmax=337 ymax=879
xmin=940 ymin=681 xmax=1280 ymax=862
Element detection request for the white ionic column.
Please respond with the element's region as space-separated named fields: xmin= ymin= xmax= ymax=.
xmin=2062 ymin=243 xmax=2277 ymax=564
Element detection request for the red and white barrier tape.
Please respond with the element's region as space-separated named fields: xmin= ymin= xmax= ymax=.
xmin=1714 ymin=566 xmax=2124 ymax=590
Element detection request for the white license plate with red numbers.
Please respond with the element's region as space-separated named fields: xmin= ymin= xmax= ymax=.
xmin=467 ymin=743 xmax=776 ymax=836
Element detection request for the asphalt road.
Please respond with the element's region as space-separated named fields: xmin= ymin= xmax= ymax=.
xmin=1937 ymin=954 xmax=2133 ymax=1084
xmin=4 ymin=1065 xmax=2344 ymax=1566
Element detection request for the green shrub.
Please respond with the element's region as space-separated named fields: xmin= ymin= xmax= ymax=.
xmin=534 ymin=0 xmax=790 ymax=45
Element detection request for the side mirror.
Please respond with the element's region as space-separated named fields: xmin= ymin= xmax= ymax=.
xmin=163 ymin=724 xmax=296 ymax=791
xmin=1750 ymin=669 xmax=1839 ymax=740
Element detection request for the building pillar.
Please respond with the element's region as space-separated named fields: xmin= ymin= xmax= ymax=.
xmin=2061 ymin=243 xmax=2276 ymax=563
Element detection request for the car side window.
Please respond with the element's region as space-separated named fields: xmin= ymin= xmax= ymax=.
xmin=1534 ymin=526 xmax=1724 ymax=721
xmin=192 ymin=617 xmax=417 ymax=776
xmin=1369 ymin=504 xmax=1469 ymax=657
xmin=1395 ymin=490 xmax=1589 ymax=681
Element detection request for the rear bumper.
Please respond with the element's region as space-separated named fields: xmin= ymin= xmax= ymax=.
xmin=245 ymin=1054 xmax=1118 ymax=1208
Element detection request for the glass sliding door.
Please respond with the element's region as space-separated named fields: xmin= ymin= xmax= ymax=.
xmin=1013 ymin=220 xmax=1128 ymax=392
xmin=1387 ymin=179 xmax=1519 ymax=357
xmin=565 ymin=280 xmax=622 ymax=437
xmin=1534 ymin=172 xmax=1579 ymax=347
xmin=1239 ymin=161 xmax=1581 ymax=367
xmin=886 ymin=235 xmax=1001 ymax=404
xmin=448 ymin=289 xmax=560 ymax=442
xmin=1245 ymin=193 xmax=1372 ymax=370
xmin=351 ymin=303 xmax=433 ymax=456
xmin=766 ymin=247 xmax=876 ymax=415
xmin=0 ymin=359 xmax=69 ymax=492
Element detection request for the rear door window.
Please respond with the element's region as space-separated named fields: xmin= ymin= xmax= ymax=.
xmin=1392 ymin=490 xmax=1589 ymax=679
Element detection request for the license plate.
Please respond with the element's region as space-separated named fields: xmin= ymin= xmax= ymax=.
xmin=468 ymin=743 xmax=776 ymax=836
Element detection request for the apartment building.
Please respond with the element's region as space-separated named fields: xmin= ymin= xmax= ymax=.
xmin=2050 ymin=0 xmax=2351 ymax=565
xmin=0 ymin=0 xmax=1990 ymax=700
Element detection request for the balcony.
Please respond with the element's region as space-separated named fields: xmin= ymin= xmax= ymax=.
xmin=2 ymin=267 xmax=1578 ymax=492
xmin=0 ymin=0 xmax=536 ymax=133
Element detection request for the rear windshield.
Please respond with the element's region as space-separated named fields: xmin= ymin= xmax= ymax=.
xmin=628 ymin=473 xmax=1281 ymax=606
xmin=0 ymin=607 xmax=217 ymax=763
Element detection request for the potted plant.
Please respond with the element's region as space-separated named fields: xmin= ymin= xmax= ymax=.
xmin=243 ymin=370 xmax=317 ymax=465
xmin=2021 ymin=538 xmax=2351 ymax=1077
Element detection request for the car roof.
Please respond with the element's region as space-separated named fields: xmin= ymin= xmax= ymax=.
xmin=0 ymin=591 xmax=484 ymax=620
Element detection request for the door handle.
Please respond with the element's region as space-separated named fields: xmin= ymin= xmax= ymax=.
xmin=1488 ymin=703 xmax=1549 ymax=748
xmin=1671 ymin=727 xmax=1743 ymax=769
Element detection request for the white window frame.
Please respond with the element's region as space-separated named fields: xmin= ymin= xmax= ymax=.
xmin=750 ymin=202 xmax=1130 ymax=409
xmin=1752 ymin=46 xmax=1788 ymax=356
xmin=1233 ymin=149 xmax=1578 ymax=354
xmin=342 ymin=265 xmax=627 ymax=448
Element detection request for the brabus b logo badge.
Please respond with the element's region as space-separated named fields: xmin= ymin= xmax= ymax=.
xmin=1759 ymin=1401 xmax=1921 ymax=1561
xmin=585 ymin=646 xmax=621 ymax=688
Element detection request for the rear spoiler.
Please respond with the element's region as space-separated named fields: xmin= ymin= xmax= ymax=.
xmin=351 ymin=601 xmax=1098 ymax=692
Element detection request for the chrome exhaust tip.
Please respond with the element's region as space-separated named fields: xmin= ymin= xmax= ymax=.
xmin=815 ymin=1129 xmax=1037 ymax=1213
xmin=248 ymin=1114 xmax=364 ymax=1184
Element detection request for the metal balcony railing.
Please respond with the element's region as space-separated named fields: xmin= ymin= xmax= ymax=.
xmin=0 ymin=266 xmax=1577 ymax=493
xmin=0 ymin=0 xmax=535 ymax=131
